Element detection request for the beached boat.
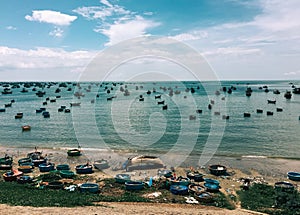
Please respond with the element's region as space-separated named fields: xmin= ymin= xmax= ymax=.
xmin=170 ymin=185 xmax=189 ymax=195
xmin=67 ymin=149 xmax=81 ymax=156
xmin=75 ymin=164 xmax=93 ymax=174
xmin=267 ymin=99 xmax=276 ymax=104
xmin=157 ymin=169 xmax=173 ymax=178
xmin=47 ymin=181 xmax=64 ymax=190
xmin=115 ymin=173 xmax=131 ymax=184
xmin=18 ymin=165 xmax=33 ymax=173
xmin=56 ymin=164 xmax=70 ymax=170
xmin=17 ymin=175 xmax=33 ymax=184
xmin=293 ymin=88 xmax=300 ymax=94
xmin=93 ymin=159 xmax=110 ymax=170
xmin=204 ymin=178 xmax=220 ymax=192
xmin=80 ymin=183 xmax=99 ymax=193
xmin=188 ymin=183 xmax=205 ymax=195
xmin=0 ymin=155 xmax=13 ymax=170
xmin=3 ymin=169 xmax=23 ymax=182
xmin=38 ymin=162 xmax=55 ymax=172
xmin=186 ymin=171 xmax=204 ymax=182
xmin=60 ymin=170 xmax=75 ymax=178
xmin=287 ymin=172 xmax=300 ymax=181
xmin=18 ymin=157 xmax=31 ymax=165
xmin=209 ymin=164 xmax=227 ymax=176
xmin=123 ymin=155 xmax=164 ymax=171
xmin=168 ymin=176 xmax=191 ymax=186
xmin=195 ymin=192 xmax=214 ymax=203
xmin=125 ymin=181 xmax=144 ymax=191
xmin=274 ymin=181 xmax=294 ymax=192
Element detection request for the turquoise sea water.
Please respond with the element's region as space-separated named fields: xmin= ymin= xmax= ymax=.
xmin=0 ymin=80 xmax=299 ymax=159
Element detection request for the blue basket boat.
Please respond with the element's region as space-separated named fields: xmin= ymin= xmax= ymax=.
xmin=287 ymin=172 xmax=300 ymax=181
xmin=115 ymin=174 xmax=131 ymax=184
xmin=170 ymin=185 xmax=189 ymax=195
xmin=38 ymin=163 xmax=55 ymax=172
xmin=80 ymin=183 xmax=99 ymax=193
xmin=125 ymin=181 xmax=144 ymax=191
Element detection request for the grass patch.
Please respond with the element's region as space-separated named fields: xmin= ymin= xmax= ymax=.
xmin=238 ymin=183 xmax=300 ymax=215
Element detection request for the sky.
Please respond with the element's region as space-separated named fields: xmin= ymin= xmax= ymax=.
xmin=1 ymin=0 xmax=300 ymax=81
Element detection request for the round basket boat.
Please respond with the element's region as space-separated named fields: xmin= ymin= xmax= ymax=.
xmin=56 ymin=164 xmax=70 ymax=171
xmin=60 ymin=170 xmax=75 ymax=178
xmin=39 ymin=163 xmax=55 ymax=172
xmin=17 ymin=175 xmax=33 ymax=184
xmin=287 ymin=172 xmax=300 ymax=181
xmin=67 ymin=149 xmax=81 ymax=157
xmin=195 ymin=192 xmax=214 ymax=203
xmin=115 ymin=174 xmax=131 ymax=184
xmin=18 ymin=157 xmax=32 ymax=165
xmin=125 ymin=181 xmax=144 ymax=191
xmin=188 ymin=183 xmax=205 ymax=195
xmin=170 ymin=185 xmax=189 ymax=195
xmin=47 ymin=181 xmax=64 ymax=190
xmin=204 ymin=183 xmax=220 ymax=192
xmin=80 ymin=183 xmax=99 ymax=193
xmin=75 ymin=164 xmax=93 ymax=174
xmin=18 ymin=165 xmax=33 ymax=173
xmin=209 ymin=164 xmax=227 ymax=176
xmin=275 ymin=181 xmax=295 ymax=192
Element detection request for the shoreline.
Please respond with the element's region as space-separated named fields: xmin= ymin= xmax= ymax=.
xmin=1 ymin=145 xmax=300 ymax=214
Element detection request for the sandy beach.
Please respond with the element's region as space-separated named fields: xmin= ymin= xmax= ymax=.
xmin=1 ymin=146 xmax=300 ymax=214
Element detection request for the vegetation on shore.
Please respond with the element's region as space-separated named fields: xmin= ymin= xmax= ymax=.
xmin=238 ymin=183 xmax=300 ymax=215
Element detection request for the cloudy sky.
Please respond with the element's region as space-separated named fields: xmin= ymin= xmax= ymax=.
xmin=1 ymin=0 xmax=300 ymax=81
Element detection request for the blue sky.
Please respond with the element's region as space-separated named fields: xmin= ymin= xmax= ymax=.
xmin=1 ymin=0 xmax=300 ymax=81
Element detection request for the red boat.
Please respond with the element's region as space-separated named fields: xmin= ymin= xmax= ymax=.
xmin=3 ymin=169 xmax=23 ymax=182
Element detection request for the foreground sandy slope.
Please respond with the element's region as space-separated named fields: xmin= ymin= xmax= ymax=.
xmin=0 ymin=202 xmax=266 ymax=215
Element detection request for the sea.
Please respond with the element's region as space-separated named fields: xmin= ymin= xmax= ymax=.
xmin=0 ymin=80 xmax=300 ymax=161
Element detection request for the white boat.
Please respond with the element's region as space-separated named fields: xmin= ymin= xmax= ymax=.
xmin=123 ymin=155 xmax=164 ymax=171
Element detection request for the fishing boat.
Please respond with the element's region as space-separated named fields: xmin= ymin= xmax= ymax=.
xmin=115 ymin=173 xmax=131 ymax=184
xmin=93 ymin=159 xmax=110 ymax=170
xmin=67 ymin=148 xmax=81 ymax=156
xmin=209 ymin=164 xmax=227 ymax=176
xmin=267 ymin=99 xmax=276 ymax=104
xmin=287 ymin=172 xmax=300 ymax=181
xmin=3 ymin=169 xmax=23 ymax=182
xmin=60 ymin=170 xmax=75 ymax=178
xmin=284 ymin=91 xmax=292 ymax=99
xmin=22 ymin=125 xmax=31 ymax=131
xmin=75 ymin=164 xmax=93 ymax=174
xmin=186 ymin=171 xmax=204 ymax=182
xmin=70 ymin=102 xmax=81 ymax=107
xmin=195 ymin=192 xmax=214 ymax=203
xmin=17 ymin=175 xmax=33 ymax=184
xmin=0 ymin=155 xmax=13 ymax=170
xmin=168 ymin=176 xmax=191 ymax=186
xmin=123 ymin=155 xmax=164 ymax=171
xmin=56 ymin=164 xmax=70 ymax=170
xmin=170 ymin=185 xmax=189 ymax=195
xmin=18 ymin=165 xmax=33 ymax=173
xmin=293 ymin=88 xmax=300 ymax=94
xmin=80 ymin=183 xmax=99 ymax=193
xmin=38 ymin=162 xmax=55 ymax=172
xmin=125 ymin=181 xmax=144 ymax=191
xmin=188 ymin=183 xmax=205 ymax=195
xmin=274 ymin=181 xmax=294 ymax=192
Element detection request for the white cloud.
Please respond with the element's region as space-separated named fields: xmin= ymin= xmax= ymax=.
xmin=49 ymin=27 xmax=64 ymax=38
xmin=0 ymin=46 xmax=96 ymax=70
xmin=284 ymin=71 xmax=300 ymax=76
xmin=170 ymin=31 xmax=208 ymax=42
xmin=6 ymin=26 xmax=17 ymax=30
xmin=203 ymin=47 xmax=262 ymax=56
xmin=100 ymin=16 xmax=160 ymax=46
xmin=25 ymin=10 xmax=77 ymax=26
xmin=74 ymin=0 xmax=159 ymax=46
